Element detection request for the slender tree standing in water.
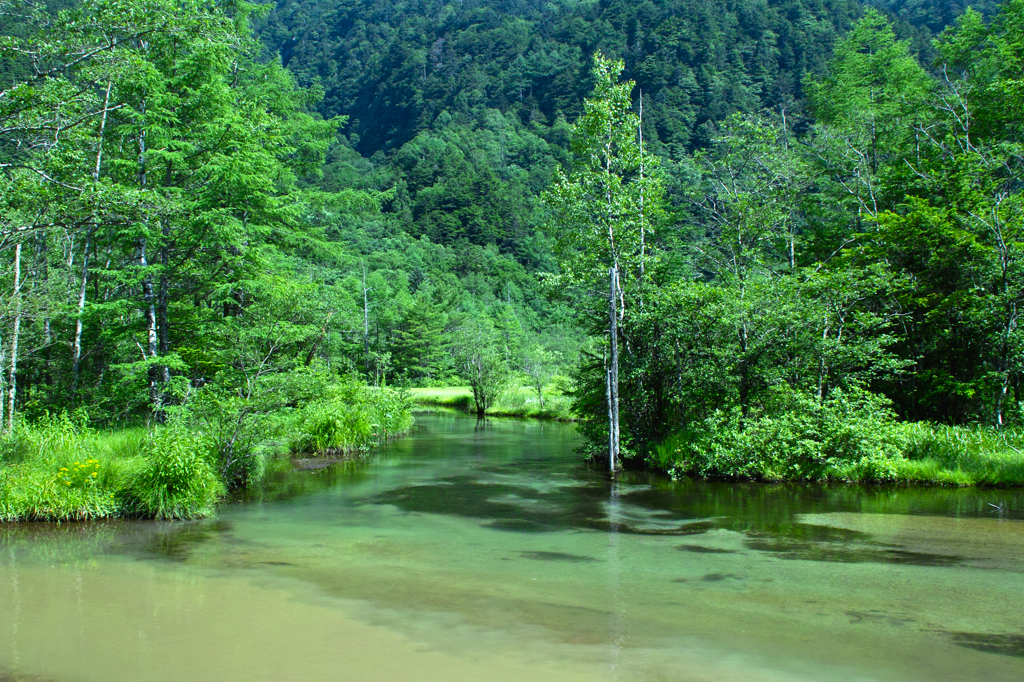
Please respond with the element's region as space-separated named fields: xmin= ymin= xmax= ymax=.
xmin=544 ymin=54 xmax=662 ymax=473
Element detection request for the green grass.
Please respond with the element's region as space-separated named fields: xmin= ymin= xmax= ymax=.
xmin=289 ymin=384 xmax=414 ymax=455
xmin=409 ymin=385 xmax=574 ymax=420
xmin=0 ymin=413 xmax=222 ymax=522
xmin=0 ymin=383 xmax=416 ymax=523
xmin=895 ymin=423 xmax=1024 ymax=486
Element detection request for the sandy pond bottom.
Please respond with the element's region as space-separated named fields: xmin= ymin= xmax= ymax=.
xmin=1 ymin=413 xmax=1023 ymax=682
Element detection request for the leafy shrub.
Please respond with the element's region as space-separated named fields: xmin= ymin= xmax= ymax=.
xmin=656 ymin=387 xmax=908 ymax=481
xmin=291 ymin=383 xmax=412 ymax=455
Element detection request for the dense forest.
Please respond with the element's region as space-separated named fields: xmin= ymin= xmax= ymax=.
xmin=0 ymin=0 xmax=1022 ymax=520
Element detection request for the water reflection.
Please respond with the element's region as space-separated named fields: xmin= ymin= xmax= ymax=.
xmin=0 ymin=413 xmax=1022 ymax=682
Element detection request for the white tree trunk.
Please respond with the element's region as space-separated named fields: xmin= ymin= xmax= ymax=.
xmin=7 ymin=243 xmax=22 ymax=431
xmin=609 ymin=265 xmax=620 ymax=473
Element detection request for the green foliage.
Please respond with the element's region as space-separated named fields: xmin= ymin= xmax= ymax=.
xmin=0 ymin=412 xmax=229 ymax=522
xmin=544 ymin=54 xmax=662 ymax=291
xmin=119 ymin=426 xmax=224 ymax=520
xmin=290 ymin=383 xmax=413 ymax=454
xmin=562 ymin=3 xmax=1024 ymax=478
xmin=261 ymin=0 xmax=866 ymax=156
xmin=451 ymin=315 xmax=512 ymax=416
xmin=655 ymin=388 xmax=907 ymax=481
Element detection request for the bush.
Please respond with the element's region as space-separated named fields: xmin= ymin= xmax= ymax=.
xmin=291 ymin=382 xmax=412 ymax=455
xmin=120 ymin=427 xmax=224 ymax=520
xmin=655 ymin=387 xmax=908 ymax=482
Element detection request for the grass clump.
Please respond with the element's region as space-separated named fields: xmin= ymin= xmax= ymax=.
xmin=290 ymin=382 xmax=413 ymax=455
xmin=0 ymin=412 xmax=222 ymax=522
xmin=119 ymin=426 xmax=224 ymax=520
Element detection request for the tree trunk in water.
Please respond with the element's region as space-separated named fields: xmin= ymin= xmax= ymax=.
xmin=7 ymin=243 xmax=22 ymax=432
xmin=608 ymin=266 xmax=620 ymax=474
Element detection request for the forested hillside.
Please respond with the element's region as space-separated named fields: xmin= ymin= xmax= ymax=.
xmin=261 ymin=0 xmax=864 ymax=153
xmin=257 ymin=0 xmax=868 ymax=257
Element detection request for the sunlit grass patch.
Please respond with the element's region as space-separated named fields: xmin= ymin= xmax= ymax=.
xmin=898 ymin=423 xmax=1024 ymax=486
xmin=408 ymin=386 xmax=474 ymax=409
xmin=409 ymin=385 xmax=574 ymax=420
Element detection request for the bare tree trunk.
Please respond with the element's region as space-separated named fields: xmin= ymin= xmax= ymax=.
xmin=361 ymin=262 xmax=371 ymax=371
xmin=157 ymin=222 xmax=170 ymax=386
xmin=7 ymin=243 xmax=22 ymax=432
xmin=0 ymin=326 xmax=6 ymax=430
xmin=609 ymin=265 xmax=620 ymax=474
xmin=71 ymin=235 xmax=90 ymax=397
xmin=73 ymin=82 xmax=112 ymax=399
xmin=137 ymin=96 xmax=161 ymax=420
xmin=137 ymin=239 xmax=160 ymax=418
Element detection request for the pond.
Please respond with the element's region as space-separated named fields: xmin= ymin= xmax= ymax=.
xmin=1 ymin=412 xmax=1022 ymax=681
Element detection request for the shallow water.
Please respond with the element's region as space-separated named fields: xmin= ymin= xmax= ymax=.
xmin=1 ymin=412 xmax=1023 ymax=682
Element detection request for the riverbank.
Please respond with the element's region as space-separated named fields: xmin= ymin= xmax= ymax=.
xmin=653 ymin=419 xmax=1024 ymax=487
xmin=409 ymin=386 xmax=574 ymax=420
xmin=0 ymin=385 xmax=414 ymax=522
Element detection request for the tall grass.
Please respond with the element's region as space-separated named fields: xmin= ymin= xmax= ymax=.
xmin=896 ymin=423 xmax=1024 ymax=486
xmin=0 ymin=413 xmax=222 ymax=522
xmin=118 ymin=426 xmax=224 ymax=520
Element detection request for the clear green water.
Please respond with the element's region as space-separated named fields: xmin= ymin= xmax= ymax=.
xmin=1 ymin=412 xmax=1023 ymax=682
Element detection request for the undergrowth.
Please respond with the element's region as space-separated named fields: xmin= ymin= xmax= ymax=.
xmin=0 ymin=380 xmax=415 ymax=522
xmin=653 ymin=389 xmax=1024 ymax=486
